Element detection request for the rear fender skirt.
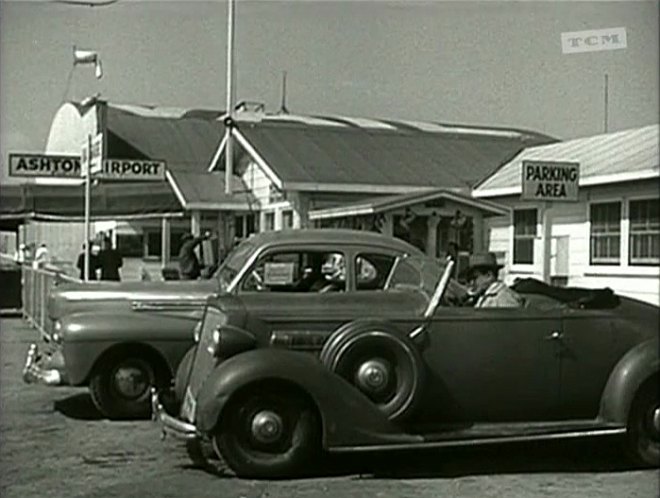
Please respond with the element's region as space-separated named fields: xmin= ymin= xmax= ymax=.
xmin=599 ymin=338 xmax=659 ymax=425
xmin=195 ymin=348 xmax=419 ymax=448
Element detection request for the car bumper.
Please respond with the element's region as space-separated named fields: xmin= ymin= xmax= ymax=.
xmin=151 ymin=388 xmax=199 ymax=441
xmin=22 ymin=342 xmax=67 ymax=386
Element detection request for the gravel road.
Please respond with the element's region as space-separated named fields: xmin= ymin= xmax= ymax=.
xmin=1 ymin=318 xmax=657 ymax=498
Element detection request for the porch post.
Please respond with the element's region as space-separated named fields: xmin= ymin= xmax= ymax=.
xmin=426 ymin=215 xmax=440 ymax=258
xmin=161 ymin=217 xmax=170 ymax=264
xmin=472 ymin=212 xmax=485 ymax=253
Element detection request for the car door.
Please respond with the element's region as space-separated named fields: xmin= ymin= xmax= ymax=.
xmin=421 ymin=306 xmax=563 ymax=423
xmin=558 ymin=307 xmax=638 ymax=419
xmin=237 ymin=244 xmax=426 ymax=350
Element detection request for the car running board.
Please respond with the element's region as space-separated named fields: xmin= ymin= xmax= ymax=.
xmin=328 ymin=423 xmax=626 ymax=453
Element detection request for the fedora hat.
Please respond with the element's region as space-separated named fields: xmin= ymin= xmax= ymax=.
xmin=465 ymin=252 xmax=503 ymax=277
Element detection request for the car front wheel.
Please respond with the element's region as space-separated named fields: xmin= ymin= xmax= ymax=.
xmin=625 ymin=379 xmax=660 ymax=467
xmin=89 ymin=356 xmax=161 ymax=419
xmin=212 ymin=386 xmax=320 ymax=478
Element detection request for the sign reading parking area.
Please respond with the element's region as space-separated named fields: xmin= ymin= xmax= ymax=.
xmin=521 ymin=160 xmax=579 ymax=202
xmin=9 ymin=153 xmax=167 ymax=181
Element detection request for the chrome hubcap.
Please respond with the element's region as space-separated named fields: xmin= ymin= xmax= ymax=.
xmin=250 ymin=410 xmax=284 ymax=444
xmin=652 ymin=406 xmax=660 ymax=435
xmin=355 ymin=358 xmax=390 ymax=394
xmin=114 ymin=366 xmax=148 ymax=399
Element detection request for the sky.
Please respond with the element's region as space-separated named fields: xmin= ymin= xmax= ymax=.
xmin=0 ymin=0 xmax=658 ymax=185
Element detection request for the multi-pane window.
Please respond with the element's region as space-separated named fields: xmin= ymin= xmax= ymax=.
xmin=590 ymin=202 xmax=621 ymax=265
xmin=629 ymin=198 xmax=659 ymax=265
xmin=513 ymin=209 xmax=537 ymax=264
xmin=235 ymin=214 xmax=258 ymax=239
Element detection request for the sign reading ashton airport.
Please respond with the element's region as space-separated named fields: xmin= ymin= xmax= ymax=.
xmin=521 ymin=160 xmax=580 ymax=202
xmin=9 ymin=153 xmax=167 ymax=181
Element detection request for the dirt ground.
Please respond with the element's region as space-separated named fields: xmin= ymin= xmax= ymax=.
xmin=1 ymin=317 xmax=658 ymax=498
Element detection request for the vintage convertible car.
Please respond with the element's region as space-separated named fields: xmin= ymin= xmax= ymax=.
xmin=22 ymin=229 xmax=427 ymax=419
xmin=153 ymin=241 xmax=659 ymax=479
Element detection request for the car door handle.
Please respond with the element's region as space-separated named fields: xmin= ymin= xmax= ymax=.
xmin=544 ymin=330 xmax=563 ymax=341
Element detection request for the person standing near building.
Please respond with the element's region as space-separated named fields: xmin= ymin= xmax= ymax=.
xmin=76 ymin=242 xmax=100 ymax=281
xmin=98 ymin=235 xmax=123 ymax=281
xmin=178 ymin=231 xmax=211 ymax=280
xmin=32 ymin=243 xmax=50 ymax=269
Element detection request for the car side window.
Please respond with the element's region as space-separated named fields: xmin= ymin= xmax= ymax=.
xmin=354 ymin=253 xmax=396 ymax=291
xmin=241 ymin=250 xmax=346 ymax=293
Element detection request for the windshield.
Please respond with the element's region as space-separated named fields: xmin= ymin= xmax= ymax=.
xmin=385 ymin=255 xmax=447 ymax=296
xmin=213 ymin=239 xmax=256 ymax=292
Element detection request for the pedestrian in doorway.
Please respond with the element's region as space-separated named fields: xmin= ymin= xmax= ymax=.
xmin=76 ymin=242 xmax=100 ymax=281
xmin=98 ymin=235 xmax=123 ymax=281
xmin=178 ymin=232 xmax=210 ymax=280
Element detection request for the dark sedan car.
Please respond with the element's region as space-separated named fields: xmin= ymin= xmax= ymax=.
xmin=154 ymin=231 xmax=659 ymax=478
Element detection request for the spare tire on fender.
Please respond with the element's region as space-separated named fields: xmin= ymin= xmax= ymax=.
xmin=319 ymin=319 xmax=425 ymax=422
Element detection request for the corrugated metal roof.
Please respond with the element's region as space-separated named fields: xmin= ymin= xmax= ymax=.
xmin=236 ymin=118 xmax=553 ymax=191
xmin=103 ymin=102 xmax=555 ymax=203
xmin=106 ymin=104 xmax=226 ymax=171
xmin=167 ymin=170 xmax=256 ymax=210
xmin=0 ymin=182 xmax=181 ymax=221
xmin=474 ymin=124 xmax=659 ymax=197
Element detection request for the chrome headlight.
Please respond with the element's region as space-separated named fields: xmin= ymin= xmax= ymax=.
xmin=207 ymin=327 xmax=221 ymax=356
xmin=51 ymin=320 xmax=63 ymax=344
xmin=193 ymin=321 xmax=202 ymax=343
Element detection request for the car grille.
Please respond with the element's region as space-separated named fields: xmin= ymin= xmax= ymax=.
xmin=184 ymin=307 xmax=227 ymax=404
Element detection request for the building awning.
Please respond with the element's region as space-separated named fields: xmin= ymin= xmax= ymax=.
xmin=0 ymin=182 xmax=182 ymax=221
xmin=233 ymin=114 xmax=556 ymax=194
xmin=473 ymin=124 xmax=660 ymax=198
xmin=308 ymin=189 xmax=509 ymax=221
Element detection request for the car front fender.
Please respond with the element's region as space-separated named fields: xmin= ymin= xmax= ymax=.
xmin=196 ymin=348 xmax=419 ymax=449
xmin=599 ymin=338 xmax=659 ymax=424
xmin=59 ymin=311 xmax=197 ymax=385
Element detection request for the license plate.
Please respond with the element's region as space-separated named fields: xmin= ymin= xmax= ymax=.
xmin=182 ymin=387 xmax=197 ymax=423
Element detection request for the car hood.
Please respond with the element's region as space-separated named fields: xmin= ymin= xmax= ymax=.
xmin=49 ymin=280 xmax=218 ymax=320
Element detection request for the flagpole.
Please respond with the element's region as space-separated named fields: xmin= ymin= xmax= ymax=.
xmin=84 ymin=133 xmax=91 ymax=282
xmin=224 ymin=0 xmax=235 ymax=194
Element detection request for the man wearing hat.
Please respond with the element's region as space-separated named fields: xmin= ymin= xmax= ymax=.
xmin=178 ymin=231 xmax=211 ymax=280
xmin=465 ymin=252 xmax=524 ymax=308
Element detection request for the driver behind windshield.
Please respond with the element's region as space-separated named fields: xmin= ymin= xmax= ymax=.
xmin=465 ymin=253 xmax=524 ymax=308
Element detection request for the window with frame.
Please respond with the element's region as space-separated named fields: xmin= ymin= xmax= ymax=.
xmin=241 ymin=250 xmax=345 ymax=293
xmin=354 ymin=253 xmax=396 ymax=290
xmin=264 ymin=212 xmax=275 ymax=231
xmin=513 ymin=209 xmax=537 ymax=264
xmin=282 ymin=210 xmax=294 ymax=229
xmin=629 ymin=198 xmax=659 ymax=266
xmin=590 ymin=201 xmax=621 ymax=265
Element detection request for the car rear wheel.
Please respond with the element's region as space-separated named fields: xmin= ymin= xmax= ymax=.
xmin=212 ymin=386 xmax=320 ymax=478
xmin=320 ymin=320 xmax=424 ymax=422
xmin=89 ymin=355 xmax=164 ymax=419
xmin=625 ymin=379 xmax=660 ymax=467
